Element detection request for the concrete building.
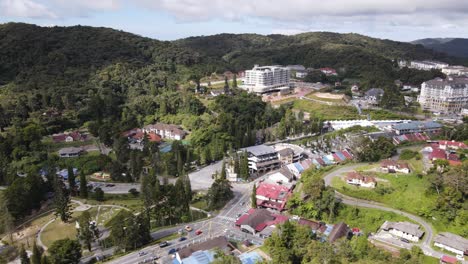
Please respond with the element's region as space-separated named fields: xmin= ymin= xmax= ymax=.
xmin=142 ymin=123 xmax=187 ymax=140
xmin=418 ymin=77 xmax=468 ymax=114
xmin=274 ymin=143 xmax=304 ymax=164
xmin=380 ymin=160 xmax=410 ymax=174
xmin=389 ymin=121 xmax=442 ymax=135
xmin=434 ymin=232 xmax=468 ymax=256
xmin=380 ymin=221 xmax=424 ymax=242
xmin=58 ymin=147 xmax=84 ymax=158
xmin=241 ymin=65 xmax=291 ymax=94
xmin=295 ymin=70 xmax=308 ymax=78
xmin=346 ymin=172 xmax=376 ymax=188
xmin=242 ymin=145 xmax=281 ymax=174
xmin=409 ymin=60 xmax=449 ymax=70
xmin=442 ymin=65 xmax=468 ymax=76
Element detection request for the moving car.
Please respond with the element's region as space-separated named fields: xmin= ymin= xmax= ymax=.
xmin=195 ymin=230 xmax=203 ymax=235
xmin=178 ymin=237 xmax=187 ymax=242
xmin=138 ymin=251 xmax=147 ymax=257
xmin=184 ymin=225 xmax=193 ymax=232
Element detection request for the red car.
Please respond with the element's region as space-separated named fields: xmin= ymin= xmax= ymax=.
xmin=195 ymin=230 xmax=203 ymax=235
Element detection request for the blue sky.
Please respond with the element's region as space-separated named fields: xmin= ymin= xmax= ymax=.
xmin=1 ymin=0 xmax=468 ymax=41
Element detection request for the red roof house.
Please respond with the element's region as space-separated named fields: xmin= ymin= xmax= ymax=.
xmin=440 ymin=255 xmax=458 ymax=264
xmin=256 ymin=183 xmax=291 ymax=211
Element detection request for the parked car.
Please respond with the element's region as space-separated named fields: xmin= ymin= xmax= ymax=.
xmin=105 ymin=183 xmax=115 ymax=187
xmin=168 ymin=248 xmax=178 ymax=255
xmin=159 ymin=242 xmax=169 ymax=248
xmin=400 ymin=238 xmax=410 ymax=243
xmin=184 ymin=225 xmax=193 ymax=232
xmin=178 ymin=237 xmax=187 ymax=242
xmin=138 ymin=251 xmax=147 ymax=257
xmin=195 ymin=230 xmax=202 ymax=235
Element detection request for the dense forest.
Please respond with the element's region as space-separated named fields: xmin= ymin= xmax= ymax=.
xmin=413 ymin=38 xmax=468 ymax=58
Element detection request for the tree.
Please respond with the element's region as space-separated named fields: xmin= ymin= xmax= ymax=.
xmin=251 ymin=184 xmax=257 ymax=208
xmin=20 ymin=244 xmax=29 ymax=264
xmin=223 ymin=76 xmax=230 ymax=94
xmin=48 ymin=239 xmax=82 ymax=264
xmin=67 ymin=167 xmax=75 ymax=194
xmin=77 ymin=211 xmax=95 ymax=251
xmin=232 ymin=74 xmax=238 ymax=88
xmin=53 ymin=179 xmax=72 ymax=223
xmin=31 ymin=242 xmax=43 ymax=264
xmin=93 ymin=187 xmax=104 ymax=201
xmin=79 ymin=172 xmax=88 ymax=199
xmin=220 ymin=160 xmax=227 ymax=180
xmin=206 ymin=176 xmax=234 ymax=210
xmin=239 ymin=152 xmax=249 ymax=180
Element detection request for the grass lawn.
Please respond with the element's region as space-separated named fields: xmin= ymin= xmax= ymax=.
xmin=332 ymin=173 xmax=436 ymax=214
xmin=292 ymin=99 xmax=359 ymax=120
xmin=191 ymin=200 xmax=209 ymax=211
xmin=407 ymin=157 xmax=424 ymax=173
xmin=365 ymin=109 xmax=415 ymax=120
xmin=41 ymin=212 xmax=80 ymax=248
xmin=77 ymin=194 xmax=143 ymax=212
xmin=334 ymin=204 xmax=415 ymax=233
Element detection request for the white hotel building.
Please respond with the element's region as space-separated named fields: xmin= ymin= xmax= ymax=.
xmin=418 ymin=77 xmax=468 ymax=114
xmin=241 ymin=65 xmax=291 ymax=94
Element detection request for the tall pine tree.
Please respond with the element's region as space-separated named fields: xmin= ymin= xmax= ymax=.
xmin=31 ymin=242 xmax=43 ymax=264
xmin=53 ymin=179 xmax=72 ymax=222
xmin=251 ymin=184 xmax=257 ymax=208
xmin=67 ymin=166 xmax=75 ymax=194
xmin=79 ymin=172 xmax=88 ymax=199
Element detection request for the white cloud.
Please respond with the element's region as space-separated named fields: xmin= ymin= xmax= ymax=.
xmin=0 ymin=0 xmax=57 ymax=18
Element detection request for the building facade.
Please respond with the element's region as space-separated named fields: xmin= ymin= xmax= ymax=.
xmin=380 ymin=221 xmax=424 ymax=242
xmin=241 ymin=65 xmax=291 ymax=94
xmin=418 ymin=77 xmax=468 ymax=114
xmin=409 ymin=60 xmax=449 ymax=70
xmin=434 ymin=232 xmax=468 ymax=256
xmin=242 ymin=145 xmax=281 ymax=174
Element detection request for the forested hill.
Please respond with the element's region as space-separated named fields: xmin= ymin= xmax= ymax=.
xmin=0 ymin=23 xmax=200 ymax=89
xmin=412 ymin=38 xmax=468 ymax=58
xmin=175 ymin=32 xmax=468 ymax=78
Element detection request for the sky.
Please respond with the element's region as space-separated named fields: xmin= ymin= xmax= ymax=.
xmin=1 ymin=0 xmax=468 ymax=41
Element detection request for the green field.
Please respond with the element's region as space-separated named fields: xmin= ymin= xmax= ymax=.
xmin=334 ymin=204 xmax=416 ymax=233
xmin=332 ymin=173 xmax=436 ymax=215
xmin=41 ymin=212 xmax=80 ymax=248
xmin=293 ymin=99 xmax=360 ymax=120
xmin=77 ymin=194 xmax=143 ymax=212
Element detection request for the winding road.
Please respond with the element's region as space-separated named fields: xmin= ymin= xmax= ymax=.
xmin=323 ymin=164 xmax=466 ymax=263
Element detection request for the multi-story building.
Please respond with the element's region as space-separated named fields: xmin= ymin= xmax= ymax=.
xmin=442 ymin=65 xmax=468 ymax=76
xmin=142 ymin=123 xmax=187 ymax=140
xmin=241 ymin=65 xmax=291 ymax=94
xmin=242 ymin=145 xmax=281 ymax=174
xmin=418 ymin=77 xmax=468 ymax=114
xmin=409 ymin=60 xmax=449 ymax=70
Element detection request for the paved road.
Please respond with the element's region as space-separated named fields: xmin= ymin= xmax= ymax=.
xmin=105 ymin=173 xmax=268 ymax=264
xmin=323 ymin=163 xmax=466 ymax=263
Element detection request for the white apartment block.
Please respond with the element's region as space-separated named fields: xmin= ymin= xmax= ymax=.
xmin=409 ymin=60 xmax=449 ymax=71
xmin=442 ymin=65 xmax=468 ymax=76
xmin=241 ymin=65 xmax=291 ymax=94
xmin=418 ymin=77 xmax=468 ymax=114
